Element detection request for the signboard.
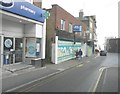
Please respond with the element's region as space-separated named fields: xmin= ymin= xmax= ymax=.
xmin=57 ymin=40 xmax=81 ymax=63
xmin=73 ymin=25 xmax=82 ymax=32
xmin=0 ymin=0 xmax=45 ymax=23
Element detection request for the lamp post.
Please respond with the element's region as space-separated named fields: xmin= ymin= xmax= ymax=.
xmin=73 ymin=32 xmax=76 ymax=44
xmin=73 ymin=25 xmax=82 ymax=44
xmin=85 ymin=30 xmax=89 ymax=57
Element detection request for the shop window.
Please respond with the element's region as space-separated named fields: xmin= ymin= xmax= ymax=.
xmin=69 ymin=23 xmax=72 ymax=33
xmin=25 ymin=38 xmax=41 ymax=57
xmin=15 ymin=38 xmax=23 ymax=63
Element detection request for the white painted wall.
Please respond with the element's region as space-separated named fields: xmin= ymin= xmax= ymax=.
xmin=55 ymin=36 xmax=58 ymax=64
xmin=36 ymin=24 xmax=43 ymax=38
xmin=40 ymin=20 xmax=46 ymax=59
xmin=51 ymin=44 xmax=55 ymax=64
xmin=2 ymin=19 xmax=24 ymax=37
xmin=51 ymin=36 xmax=58 ymax=64
xmin=24 ymin=23 xmax=36 ymax=37
xmin=25 ymin=23 xmax=43 ymax=38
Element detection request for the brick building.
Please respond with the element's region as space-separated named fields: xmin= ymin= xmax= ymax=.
xmin=46 ymin=5 xmax=85 ymax=64
xmin=78 ymin=11 xmax=97 ymax=56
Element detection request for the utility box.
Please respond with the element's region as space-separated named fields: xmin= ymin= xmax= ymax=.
xmin=31 ymin=58 xmax=42 ymax=68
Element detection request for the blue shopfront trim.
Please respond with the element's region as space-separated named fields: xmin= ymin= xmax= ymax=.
xmin=0 ymin=0 xmax=45 ymax=23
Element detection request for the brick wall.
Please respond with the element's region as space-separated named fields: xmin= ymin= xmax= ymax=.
xmin=33 ymin=0 xmax=42 ymax=8
xmin=108 ymin=38 xmax=119 ymax=53
xmin=46 ymin=4 xmax=82 ymax=61
xmin=52 ymin=4 xmax=80 ymax=31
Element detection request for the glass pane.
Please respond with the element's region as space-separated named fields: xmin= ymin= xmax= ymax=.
xmin=15 ymin=38 xmax=23 ymax=63
xmin=26 ymin=38 xmax=36 ymax=57
xmin=36 ymin=38 xmax=41 ymax=57
xmin=4 ymin=37 xmax=13 ymax=64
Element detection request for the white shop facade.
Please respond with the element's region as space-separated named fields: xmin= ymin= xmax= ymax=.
xmin=0 ymin=0 xmax=46 ymax=67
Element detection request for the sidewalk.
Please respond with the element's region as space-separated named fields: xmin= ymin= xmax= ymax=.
xmin=1 ymin=54 xmax=97 ymax=92
xmin=1 ymin=63 xmax=35 ymax=79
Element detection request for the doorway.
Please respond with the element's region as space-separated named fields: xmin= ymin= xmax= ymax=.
xmin=3 ymin=37 xmax=23 ymax=65
xmin=15 ymin=38 xmax=23 ymax=63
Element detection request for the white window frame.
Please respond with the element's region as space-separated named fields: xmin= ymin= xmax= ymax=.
xmin=60 ymin=19 xmax=65 ymax=30
xmin=69 ymin=23 xmax=72 ymax=33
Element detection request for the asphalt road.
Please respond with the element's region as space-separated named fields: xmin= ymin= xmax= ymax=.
xmin=3 ymin=53 xmax=119 ymax=92
xmin=13 ymin=53 xmax=119 ymax=92
xmin=2 ymin=67 xmax=59 ymax=92
xmin=96 ymin=53 xmax=118 ymax=92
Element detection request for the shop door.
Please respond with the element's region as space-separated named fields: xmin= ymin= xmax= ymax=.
xmin=4 ymin=37 xmax=14 ymax=65
xmin=15 ymin=38 xmax=23 ymax=63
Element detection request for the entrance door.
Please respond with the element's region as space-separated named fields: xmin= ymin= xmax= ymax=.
xmin=15 ymin=38 xmax=23 ymax=63
xmin=4 ymin=37 xmax=14 ymax=65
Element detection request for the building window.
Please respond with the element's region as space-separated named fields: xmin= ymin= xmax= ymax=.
xmin=15 ymin=38 xmax=23 ymax=63
xmin=25 ymin=38 xmax=41 ymax=57
xmin=60 ymin=19 xmax=65 ymax=30
xmin=69 ymin=23 xmax=72 ymax=33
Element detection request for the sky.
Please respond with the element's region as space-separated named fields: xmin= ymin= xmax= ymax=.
xmin=42 ymin=0 xmax=119 ymax=46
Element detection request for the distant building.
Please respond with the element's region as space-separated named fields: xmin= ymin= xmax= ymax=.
xmin=78 ymin=11 xmax=97 ymax=56
xmin=106 ymin=38 xmax=120 ymax=53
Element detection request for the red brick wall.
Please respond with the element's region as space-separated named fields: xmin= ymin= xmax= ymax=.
xmin=46 ymin=4 xmax=81 ymax=60
xmin=52 ymin=5 xmax=80 ymax=32
xmin=33 ymin=0 xmax=42 ymax=8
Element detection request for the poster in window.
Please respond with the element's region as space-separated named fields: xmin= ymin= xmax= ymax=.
xmin=26 ymin=38 xmax=36 ymax=57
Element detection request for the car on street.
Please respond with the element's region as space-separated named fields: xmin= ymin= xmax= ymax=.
xmin=100 ymin=50 xmax=107 ymax=56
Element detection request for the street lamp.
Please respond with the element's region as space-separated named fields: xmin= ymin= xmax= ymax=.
xmin=73 ymin=32 xmax=76 ymax=44
xmin=85 ymin=30 xmax=89 ymax=57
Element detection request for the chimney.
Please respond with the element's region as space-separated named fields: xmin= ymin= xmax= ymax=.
xmin=33 ymin=0 xmax=42 ymax=8
xmin=79 ymin=9 xmax=84 ymax=20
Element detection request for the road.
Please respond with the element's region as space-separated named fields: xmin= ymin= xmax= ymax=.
xmin=12 ymin=53 xmax=118 ymax=92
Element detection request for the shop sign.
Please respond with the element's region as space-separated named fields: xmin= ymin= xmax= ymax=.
xmin=0 ymin=0 xmax=45 ymax=23
xmin=4 ymin=39 xmax=13 ymax=48
xmin=73 ymin=25 xmax=82 ymax=32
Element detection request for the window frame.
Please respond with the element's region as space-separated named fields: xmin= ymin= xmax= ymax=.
xmin=60 ymin=19 xmax=65 ymax=30
xmin=69 ymin=23 xmax=73 ymax=33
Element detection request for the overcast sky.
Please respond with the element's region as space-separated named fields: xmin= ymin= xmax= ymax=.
xmin=42 ymin=0 xmax=119 ymax=46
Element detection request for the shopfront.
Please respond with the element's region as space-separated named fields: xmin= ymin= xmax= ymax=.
xmin=0 ymin=0 xmax=46 ymax=67
xmin=3 ymin=37 xmax=23 ymax=65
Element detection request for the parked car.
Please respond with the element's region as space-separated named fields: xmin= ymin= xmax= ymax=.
xmin=100 ymin=50 xmax=107 ymax=56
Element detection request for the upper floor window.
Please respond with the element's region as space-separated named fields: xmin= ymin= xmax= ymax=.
xmin=60 ymin=19 xmax=65 ymax=30
xmin=69 ymin=23 xmax=72 ymax=33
